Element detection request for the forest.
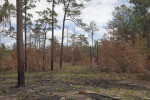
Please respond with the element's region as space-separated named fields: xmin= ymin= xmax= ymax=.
xmin=0 ymin=0 xmax=150 ymax=100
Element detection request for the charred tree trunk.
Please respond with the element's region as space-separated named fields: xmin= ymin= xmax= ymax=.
xmin=60 ymin=11 xmax=66 ymax=69
xmin=90 ymin=46 xmax=92 ymax=64
xmin=97 ymin=40 xmax=99 ymax=63
xmin=24 ymin=0 xmax=27 ymax=71
xmin=39 ymin=34 xmax=40 ymax=51
xmin=0 ymin=31 xmax=1 ymax=70
xmin=54 ymin=42 xmax=56 ymax=63
xmin=60 ymin=0 xmax=70 ymax=69
xmin=67 ymin=27 xmax=69 ymax=46
xmin=147 ymin=18 xmax=150 ymax=60
xmin=91 ymin=33 xmax=95 ymax=65
xmin=51 ymin=0 xmax=55 ymax=71
xmin=42 ymin=33 xmax=46 ymax=70
xmin=16 ymin=0 xmax=25 ymax=87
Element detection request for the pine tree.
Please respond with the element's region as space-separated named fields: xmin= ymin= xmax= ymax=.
xmin=59 ymin=0 xmax=90 ymax=69
xmin=36 ymin=6 xmax=58 ymax=70
xmin=16 ymin=0 xmax=25 ymax=87
xmin=23 ymin=0 xmax=38 ymax=71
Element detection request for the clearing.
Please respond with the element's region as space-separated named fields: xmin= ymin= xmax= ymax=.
xmin=0 ymin=66 xmax=150 ymax=100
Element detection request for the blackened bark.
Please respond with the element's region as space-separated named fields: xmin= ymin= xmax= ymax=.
xmin=24 ymin=0 xmax=27 ymax=71
xmin=67 ymin=27 xmax=69 ymax=46
xmin=16 ymin=0 xmax=25 ymax=87
xmin=51 ymin=0 xmax=55 ymax=71
xmin=60 ymin=12 xmax=66 ymax=69
xmin=97 ymin=41 xmax=98 ymax=62
xmin=147 ymin=18 xmax=150 ymax=60
xmin=0 ymin=32 xmax=1 ymax=70
xmin=90 ymin=46 xmax=92 ymax=63
xmin=39 ymin=35 xmax=40 ymax=51
xmin=60 ymin=0 xmax=71 ymax=69
xmin=42 ymin=33 xmax=46 ymax=70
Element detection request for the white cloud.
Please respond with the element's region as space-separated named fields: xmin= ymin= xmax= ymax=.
xmin=1 ymin=37 xmax=16 ymax=47
xmin=0 ymin=0 xmax=129 ymax=47
xmin=148 ymin=8 xmax=150 ymax=14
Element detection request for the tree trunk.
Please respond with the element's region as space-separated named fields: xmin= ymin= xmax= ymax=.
xmin=0 ymin=31 xmax=1 ymax=70
xmin=54 ymin=42 xmax=56 ymax=63
xmin=91 ymin=33 xmax=93 ymax=59
xmin=51 ymin=0 xmax=55 ymax=71
xmin=147 ymin=18 xmax=150 ymax=60
xmin=24 ymin=0 xmax=27 ymax=71
xmin=90 ymin=46 xmax=92 ymax=67
xmin=39 ymin=34 xmax=40 ymax=51
xmin=67 ymin=27 xmax=69 ymax=46
xmin=16 ymin=0 xmax=25 ymax=87
xmin=91 ymin=33 xmax=94 ymax=63
xmin=60 ymin=12 xmax=66 ymax=69
xmin=60 ymin=0 xmax=71 ymax=69
xmin=97 ymin=40 xmax=98 ymax=63
xmin=42 ymin=33 xmax=46 ymax=70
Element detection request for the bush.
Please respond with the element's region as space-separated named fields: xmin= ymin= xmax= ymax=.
xmin=98 ymin=39 xmax=148 ymax=75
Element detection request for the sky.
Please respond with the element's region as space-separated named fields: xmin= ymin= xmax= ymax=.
xmin=0 ymin=0 xmax=129 ymax=47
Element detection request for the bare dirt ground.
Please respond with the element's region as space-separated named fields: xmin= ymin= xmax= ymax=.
xmin=0 ymin=66 xmax=150 ymax=100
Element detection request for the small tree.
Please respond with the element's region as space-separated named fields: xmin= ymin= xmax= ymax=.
xmin=0 ymin=0 xmax=16 ymax=37
xmin=23 ymin=0 xmax=38 ymax=71
xmin=59 ymin=0 xmax=90 ymax=69
xmin=36 ymin=7 xmax=58 ymax=70
xmin=86 ymin=21 xmax=99 ymax=63
xmin=129 ymin=0 xmax=150 ymax=59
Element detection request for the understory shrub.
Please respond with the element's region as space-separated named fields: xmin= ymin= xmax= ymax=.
xmin=98 ymin=39 xmax=150 ymax=77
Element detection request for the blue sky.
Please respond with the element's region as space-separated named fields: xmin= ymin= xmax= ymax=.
xmin=0 ymin=0 xmax=130 ymax=47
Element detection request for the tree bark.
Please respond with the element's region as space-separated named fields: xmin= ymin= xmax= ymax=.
xmin=24 ymin=0 xmax=27 ymax=71
xmin=67 ymin=27 xmax=69 ymax=46
xmin=91 ymin=32 xmax=94 ymax=63
xmin=42 ymin=33 xmax=46 ymax=70
xmin=97 ymin=40 xmax=99 ymax=62
xmin=60 ymin=0 xmax=71 ymax=69
xmin=147 ymin=18 xmax=150 ymax=60
xmin=90 ymin=46 xmax=92 ymax=67
xmin=51 ymin=0 xmax=55 ymax=71
xmin=39 ymin=34 xmax=40 ymax=51
xmin=16 ymin=0 xmax=25 ymax=87
xmin=60 ymin=11 xmax=66 ymax=69
xmin=0 ymin=31 xmax=1 ymax=70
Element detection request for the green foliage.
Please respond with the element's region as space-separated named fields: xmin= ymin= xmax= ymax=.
xmin=72 ymin=85 xmax=83 ymax=88
xmin=69 ymin=33 xmax=77 ymax=48
xmin=0 ymin=88 xmax=2 ymax=94
xmin=129 ymin=0 xmax=150 ymax=15
xmin=95 ymin=88 xmax=100 ymax=93
xmin=85 ymin=21 xmax=99 ymax=34
xmin=58 ymin=88 xmax=65 ymax=92
xmin=69 ymin=33 xmax=89 ymax=47
xmin=0 ymin=1 xmax=15 ymax=22
xmin=68 ymin=96 xmax=75 ymax=100
xmin=77 ymin=34 xmax=89 ymax=46
xmin=31 ymin=80 xmax=34 ymax=84
xmin=60 ymin=0 xmax=90 ymax=29
xmin=108 ymin=5 xmax=141 ymax=41
xmin=135 ymin=34 xmax=147 ymax=56
xmin=23 ymin=0 xmax=39 ymax=30
xmin=0 ymin=1 xmax=15 ymax=37
xmin=46 ymin=91 xmax=49 ymax=95
xmin=35 ymin=88 xmax=40 ymax=93
xmin=35 ymin=7 xmax=59 ymax=32
xmin=85 ymin=21 xmax=99 ymax=46
xmin=0 ymin=43 xmax=13 ymax=58
xmin=129 ymin=0 xmax=150 ymax=35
